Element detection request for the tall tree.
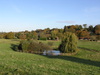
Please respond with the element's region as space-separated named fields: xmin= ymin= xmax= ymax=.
xmin=59 ymin=32 xmax=78 ymax=53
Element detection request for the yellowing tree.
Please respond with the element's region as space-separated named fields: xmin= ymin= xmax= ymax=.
xmin=6 ymin=32 xmax=15 ymax=39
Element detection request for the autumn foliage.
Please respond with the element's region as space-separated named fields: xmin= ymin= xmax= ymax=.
xmin=0 ymin=24 xmax=100 ymax=41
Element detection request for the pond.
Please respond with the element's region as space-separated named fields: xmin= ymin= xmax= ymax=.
xmin=43 ymin=50 xmax=61 ymax=56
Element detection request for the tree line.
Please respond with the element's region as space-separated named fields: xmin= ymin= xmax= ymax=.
xmin=0 ymin=24 xmax=100 ymax=40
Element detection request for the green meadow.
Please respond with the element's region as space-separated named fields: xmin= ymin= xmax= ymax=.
xmin=39 ymin=40 xmax=100 ymax=51
xmin=0 ymin=39 xmax=100 ymax=75
xmin=78 ymin=40 xmax=100 ymax=51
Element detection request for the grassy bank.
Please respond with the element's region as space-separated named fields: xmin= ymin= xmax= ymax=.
xmin=0 ymin=39 xmax=100 ymax=75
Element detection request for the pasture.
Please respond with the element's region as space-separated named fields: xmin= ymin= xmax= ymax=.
xmin=0 ymin=39 xmax=100 ymax=75
xmin=39 ymin=40 xmax=100 ymax=52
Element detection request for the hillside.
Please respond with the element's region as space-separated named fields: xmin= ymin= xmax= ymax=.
xmin=0 ymin=39 xmax=100 ymax=75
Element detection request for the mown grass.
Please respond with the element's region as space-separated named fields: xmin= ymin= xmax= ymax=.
xmin=0 ymin=39 xmax=100 ymax=75
xmin=78 ymin=40 xmax=100 ymax=51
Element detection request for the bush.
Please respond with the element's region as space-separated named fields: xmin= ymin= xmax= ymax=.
xmin=28 ymin=41 xmax=40 ymax=53
xmin=18 ymin=40 xmax=51 ymax=54
xmin=59 ymin=32 xmax=78 ymax=53
xmin=21 ymin=40 xmax=30 ymax=52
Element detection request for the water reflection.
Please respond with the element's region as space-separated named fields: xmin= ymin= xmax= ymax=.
xmin=43 ymin=50 xmax=61 ymax=56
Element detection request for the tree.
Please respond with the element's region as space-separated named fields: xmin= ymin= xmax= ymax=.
xmin=56 ymin=33 xmax=63 ymax=40
xmin=15 ymin=32 xmax=21 ymax=39
xmin=79 ymin=30 xmax=90 ymax=39
xmin=6 ymin=32 xmax=15 ymax=39
xmin=63 ymin=25 xmax=76 ymax=33
xmin=88 ymin=25 xmax=94 ymax=32
xmin=88 ymin=25 xmax=94 ymax=35
xmin=83 ymin=24 xmax=87 ymax=29
xmin=76 ymin=30 xmax=90 ymax=39
xmin=59 ymin=32 xmax=78 ymax=53
xmin=38 ymin=32 xmax=47 ymax=40
xmin=0 ymin=33 xmax=5 ymax=39
xmin=31 ymin=31 xmax=38 ymax=39
xmin=94 ymin=25 xmax=100 ymax=35
xmin=63 ymin=26 xmax=68 ymax=33
xmin=44 ymin=28 xmax=50 ymax=34
xmin=76 ymin=25 xmax=83 ymax=30
xmin=19 ymin=33 xmax=26 ymax=39
xmin=51 ymin=29 xmax=59 ymax=40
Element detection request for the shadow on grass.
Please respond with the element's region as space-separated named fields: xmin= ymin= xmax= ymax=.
xmin=78 ymin=47 xmax=100 ymax=52
xmin=43 ymin=55 xmax=100 ymax=67
xmin=10 ymin=44 xmax=19 ymax=51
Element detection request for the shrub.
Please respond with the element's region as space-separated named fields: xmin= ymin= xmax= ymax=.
xmin=18 ymin=40 xmax=51 ymax=54
xmin=28 ymin=41 xmax=40 ymax=53
xmin=20 ymin=40 xmax=30 ymax=52
xmin=59 ymin=32 xmax=78 ymax=53
xmin=39 ymin=42 xmax=51 ymax=50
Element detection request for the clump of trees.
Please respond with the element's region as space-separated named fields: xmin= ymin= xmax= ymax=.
xmin=1 ymin=24 xmax=99 ymax=54
xmin=5 ymin=32 xmax=15 ymax=39
xmin=18 ymin=40 xmax=51 ymax=54
xmin=0 ymin=24 xmax=100 ymax=41
xmin=59 ymin=32 xmax=78 ymax=53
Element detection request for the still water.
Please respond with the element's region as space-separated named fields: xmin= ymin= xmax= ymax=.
xmin=43 ymin=50 xmax=61 ymax=56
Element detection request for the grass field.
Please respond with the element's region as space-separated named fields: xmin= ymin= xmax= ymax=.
xmin=0 ymin=39 xmax=100 ymax=75
xmin=39 ymin=40 xmax=100 ymax=52
xmin=78 ymin=40 xmax=100 ymax=51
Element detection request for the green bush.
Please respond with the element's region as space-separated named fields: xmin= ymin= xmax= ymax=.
xmin=18 ymin=40 xmax=51 ymax=54
xmin=59 ymin=32 xmax=78 ymax=53
xmin=39 ymin=42 xmax=51 ymax=50
xmin=28 ymin=41 xmax=40 ymax=53
xmin=20 ymin=40 xmax=30 ymax=52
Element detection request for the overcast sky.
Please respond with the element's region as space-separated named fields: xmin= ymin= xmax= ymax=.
xmin=0 ymin=0 xmax=100 ymax=32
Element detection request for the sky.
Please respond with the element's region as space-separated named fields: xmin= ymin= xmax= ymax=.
xmin=0 ymin=0 xmax=100 ymax=32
